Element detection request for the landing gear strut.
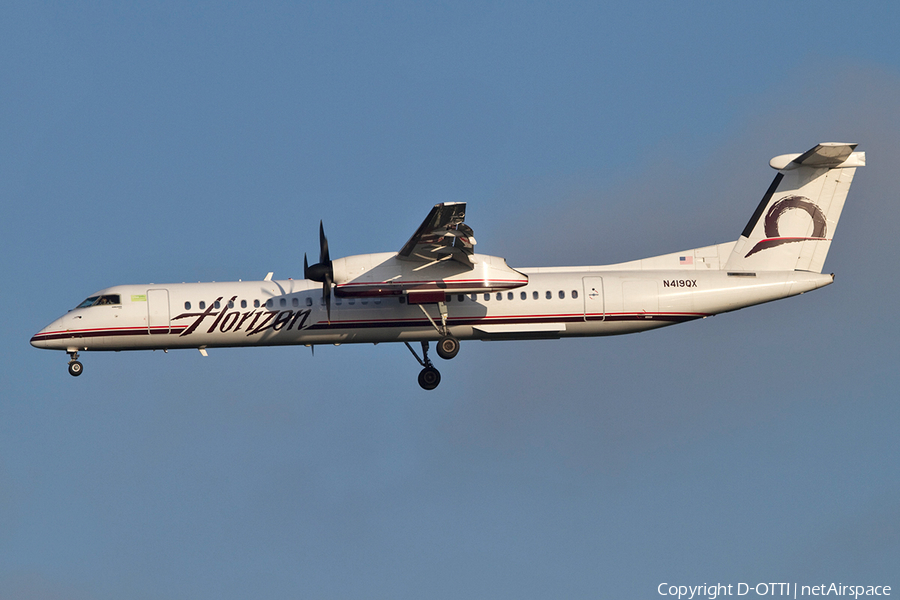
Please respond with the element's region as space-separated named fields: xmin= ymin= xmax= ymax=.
xmin=67 ymin=351 xmax=83 ymax=377
xmin=405 ymin=341 xmax=441 ymax=390
xmin=405 ymin=300 xmax=463 ymax=390
xmin=416 ymin=301 xmax=461 ymax=361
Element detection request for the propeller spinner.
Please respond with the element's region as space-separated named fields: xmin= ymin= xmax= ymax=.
xmin=304 ymin=221 xmax=334 ymax=322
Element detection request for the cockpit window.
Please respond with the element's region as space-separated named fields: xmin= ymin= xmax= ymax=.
xmin=76 ymin=294 xmax=121 ymax=308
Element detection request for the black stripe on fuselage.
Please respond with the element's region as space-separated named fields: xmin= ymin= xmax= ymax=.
xmin=31 ymin=327 xmax=187 ymax=342
xmin=31 ymin=313 xmax=705 ymax=344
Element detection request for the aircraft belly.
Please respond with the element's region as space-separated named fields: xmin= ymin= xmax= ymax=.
xmin=563 ymin=319 xmax=670 ymax=337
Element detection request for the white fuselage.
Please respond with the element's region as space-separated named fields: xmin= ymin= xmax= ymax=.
xmin=31 ymin=250 xmax=833 ymax=354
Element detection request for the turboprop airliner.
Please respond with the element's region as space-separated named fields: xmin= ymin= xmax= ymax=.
xmin=32 ymin=143 xmax=865 ymax=389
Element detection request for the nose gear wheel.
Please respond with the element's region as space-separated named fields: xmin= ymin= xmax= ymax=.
xmin=67 ymin=351 xmax=83 ymax=377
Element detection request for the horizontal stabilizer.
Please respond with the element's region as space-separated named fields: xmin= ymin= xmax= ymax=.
xmin=768 ymin=143 xmax=862 ymax=170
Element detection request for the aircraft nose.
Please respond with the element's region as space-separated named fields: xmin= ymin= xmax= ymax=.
xmin=30 ymin=316 xmax=67 ymax=349
xmin=31 ymin=324 xmax=54 ymax=348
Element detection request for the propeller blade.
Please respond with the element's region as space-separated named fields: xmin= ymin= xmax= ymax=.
xmin=319 ymin=221 xmax=330 ymax=265
xmin=306 ymin=220 xmax=334 ymax=321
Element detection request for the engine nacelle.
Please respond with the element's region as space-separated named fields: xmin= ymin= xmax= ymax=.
xmin=330 ymin=252 xmax=528 ymax=299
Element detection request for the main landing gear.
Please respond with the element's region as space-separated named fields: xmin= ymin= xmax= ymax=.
xmin=405 ymin=336 xmax=460 ymax=390
xmin=436 ymin=335 xmax=460 ymax=360
xmin=67 ymin=351 xmax=83 ymax=377
xmin=405 ymin=300 xmax=461 ymax=389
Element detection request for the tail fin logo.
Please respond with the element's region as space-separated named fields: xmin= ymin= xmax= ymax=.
xmin=744 ymin=195 xmax=827 ymax=258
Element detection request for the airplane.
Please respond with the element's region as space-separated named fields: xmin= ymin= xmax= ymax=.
xmin=31 ymin=142 xmax=865 ymax=390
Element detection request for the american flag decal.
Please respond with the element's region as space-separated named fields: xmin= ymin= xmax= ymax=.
xmin=679 ymin=256 xmax=693 ymax=265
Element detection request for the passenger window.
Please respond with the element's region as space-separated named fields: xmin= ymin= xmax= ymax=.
xmin=507 ymin=292 xmax=513 ymax=300
xmin=305 ymin=297 xmax=313 ymax=307
xmin=545 ymin=291 xmax=552 ymax=300
xmin=572 ymin=290 xmax=578 ymax=299
xmin=484 ymin=293 xmax=490 ymax=301
xmin=184 ymin=301 xmax=191 ymax=310
xmin=374 ymin=299 xmax=382 ymax=305
xmin=470 ymin=294 xmax=477 ymax=302
xmin=496 ymin=292 xmax=502 ymax=301
xmin=254 ymin=299 xmax=260 ymax=308
xmin=520 ymin=292 xmax=526 ymax=300
xmin=458 ymin=295 xmax=465 ymax=302
xmin=279 ymin=298 xmax=287 ymax=307
xmin=266 ymin=299 xmax=273 ymax=308
xmin=199 ymin=301 xmax=206 ymax=310
xmin=336 ymin=298 xmax=343 ymax=305
xmin=533 ymin=291 xmax=538 ymax=300
xmin=445 ymin=294 xmax=452 ymax=302
xmin=292 ymin=298 xmax=299 ymax=307
xmin=214 ymin=301 xmax=221 ymax=309
xmin=227 ymin=300 xmax=234 ymax=309
xmin=559 ymin=290 xmax=565 ymax=299
xmin=241 ymin=300 xmax=247 ymax=309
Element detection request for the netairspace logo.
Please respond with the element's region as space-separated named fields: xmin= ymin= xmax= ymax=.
xmin=657 ymin=582 xmax=892 ymax=600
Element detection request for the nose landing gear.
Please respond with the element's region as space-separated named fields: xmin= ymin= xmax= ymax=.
xmin=67 ymin=351 xmax=83 ymax=377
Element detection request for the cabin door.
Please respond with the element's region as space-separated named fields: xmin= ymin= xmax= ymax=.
xmin=147 ymin=289 xmax=170 ymax=334
xmin=582 ymin=277 xmax=605 ymax=321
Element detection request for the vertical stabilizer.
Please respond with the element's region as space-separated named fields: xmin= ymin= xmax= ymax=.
xmin=724 ymin=143 xmax=865 ymax=273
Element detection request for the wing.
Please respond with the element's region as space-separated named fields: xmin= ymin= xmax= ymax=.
xmin=397 ymin=202 xmax=476 ymax=266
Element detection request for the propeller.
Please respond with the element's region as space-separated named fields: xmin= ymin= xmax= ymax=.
xmin=304 ymin=221 xmax=334 ymax=322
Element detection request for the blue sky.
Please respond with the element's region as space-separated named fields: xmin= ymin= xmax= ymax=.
xmin=2 ymin=2 xmax=899 ymax=598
